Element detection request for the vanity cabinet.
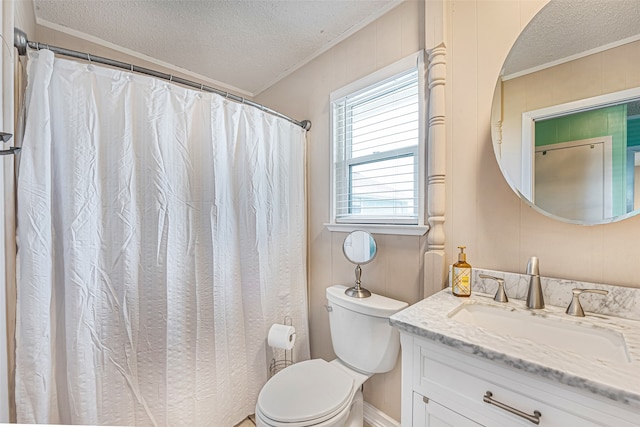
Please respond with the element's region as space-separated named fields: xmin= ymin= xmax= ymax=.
xmin=412 ymin=392 xmax=480 ymax=426
xmin=400 ymin=334 xmax=639 ymax=427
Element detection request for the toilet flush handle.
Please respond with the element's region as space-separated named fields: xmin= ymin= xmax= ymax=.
xmin=324 ymin=304 xmax=333 ymax=312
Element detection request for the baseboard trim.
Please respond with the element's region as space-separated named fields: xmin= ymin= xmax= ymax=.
xmin=363 ymin=401 xmax=400 ymax=427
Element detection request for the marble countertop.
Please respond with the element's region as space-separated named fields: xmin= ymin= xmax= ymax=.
xmin=390 ymin=288 xmax=640 ymax=409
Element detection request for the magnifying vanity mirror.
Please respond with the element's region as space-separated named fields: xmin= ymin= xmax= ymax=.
xmin=342 ymin=230 xmax=377 ymax=298
xmin=491 ymin=0 xmax=640 ymax=224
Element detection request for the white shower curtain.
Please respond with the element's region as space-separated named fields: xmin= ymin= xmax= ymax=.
xmin=14 ymin=50 xmax=309 ymax=426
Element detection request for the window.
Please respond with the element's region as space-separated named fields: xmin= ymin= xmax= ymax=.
xmin=330 ymin=52 xmax=425 ymax=229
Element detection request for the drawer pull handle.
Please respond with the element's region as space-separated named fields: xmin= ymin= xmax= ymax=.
xmin=483 ymin=391 xmax=541 ymax=425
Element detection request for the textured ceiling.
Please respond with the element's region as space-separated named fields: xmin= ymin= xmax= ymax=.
xmin=33 ymin=0 xmax=401 ymax=96
xmin=503 ymin=0 xmax=640 ymax=78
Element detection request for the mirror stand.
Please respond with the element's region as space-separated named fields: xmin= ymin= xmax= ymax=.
xmin=345 ymin=264 xmax=372 ymax=298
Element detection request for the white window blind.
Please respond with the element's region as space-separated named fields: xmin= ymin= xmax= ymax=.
xmin=332 ymin=67 xmax=420 ymax=224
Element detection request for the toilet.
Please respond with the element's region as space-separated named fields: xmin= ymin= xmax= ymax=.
xmin=255 ymin=285 xmax=408 ymax=427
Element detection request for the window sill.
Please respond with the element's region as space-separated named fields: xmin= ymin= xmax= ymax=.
xmin=324 ymin=223 xmax=429 ymax=236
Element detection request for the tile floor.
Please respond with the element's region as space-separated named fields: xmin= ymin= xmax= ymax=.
xmin=235 ymin=415 xmax=256 ymax=427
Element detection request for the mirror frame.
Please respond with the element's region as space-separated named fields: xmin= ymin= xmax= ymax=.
xmin=342 ymin=230 xmax=377 ymax=265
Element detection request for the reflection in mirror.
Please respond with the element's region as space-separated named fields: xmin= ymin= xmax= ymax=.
xmin=343 ymin=230 xmax=377 ymax=264
xmin=342 ymin=230 xmax=377 ymax=298
xmin=491 ymin=0 xmax=640 ymax=224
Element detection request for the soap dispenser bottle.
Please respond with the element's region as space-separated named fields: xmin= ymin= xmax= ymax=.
xmin=452 ymin=246 xmax=472 ymax=297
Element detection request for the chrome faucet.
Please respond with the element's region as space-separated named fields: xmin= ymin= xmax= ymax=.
xmin=525 ymin=256 xmax=544 ymax=309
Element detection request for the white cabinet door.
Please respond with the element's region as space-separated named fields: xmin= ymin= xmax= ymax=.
xmin=413 ymin=393 xmax=481 ymax=427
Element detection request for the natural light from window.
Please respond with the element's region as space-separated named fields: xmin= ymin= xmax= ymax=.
xmin=333 ymin=67 xmax=420 ymax=223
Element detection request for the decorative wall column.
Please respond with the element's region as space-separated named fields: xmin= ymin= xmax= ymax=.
xmin=426 ymin=44 xmax=446 ymax=252
xmin=423 ymin=0 xmax=448 ymax=298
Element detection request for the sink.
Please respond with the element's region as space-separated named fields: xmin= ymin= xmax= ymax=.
xmin=448 ymin=302 xmax=631 ymax=363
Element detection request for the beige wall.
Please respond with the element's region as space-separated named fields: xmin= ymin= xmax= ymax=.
xmin=500 ymin=39 xmax=640 ymax=188
xmin=10 ymin=0 xmax=640 ymax=423
xmin=15 ymin=0 xmax=36 ymax=37
xmin=259 ymin=0 xmax=640 ymax=422
xmin=448 ymin=0 xmax=640 ymax=289
xmin=256 ymin=0 xmax=425 ymax=420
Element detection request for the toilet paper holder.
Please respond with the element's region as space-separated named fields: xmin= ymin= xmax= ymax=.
xmin=269 ymin=316 xmax=295 ymax=378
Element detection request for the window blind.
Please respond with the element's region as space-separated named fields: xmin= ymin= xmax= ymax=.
xmin=333 ymin=68 xmax=420 ymax=224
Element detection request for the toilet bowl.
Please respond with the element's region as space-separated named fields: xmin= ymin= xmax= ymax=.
xmin=255 ymin=359 xmax=369 ymax=427
xmin=255 ymin=285 xmax=408 ymax=427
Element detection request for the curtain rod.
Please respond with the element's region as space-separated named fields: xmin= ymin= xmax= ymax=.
xmin=13 ymin=28 xmax=312 ymax=131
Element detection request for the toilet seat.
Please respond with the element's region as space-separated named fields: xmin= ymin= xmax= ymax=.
xmin=256 ymin=359 xmax=356 ymax=426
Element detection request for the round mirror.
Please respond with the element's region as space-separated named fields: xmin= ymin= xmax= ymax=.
xmin=342 ymin=231 xmax=376 ymax=298
xmin=342 ymin=230 xmax=377 ymax=265
xmin=491 ymin=0 xmax=640 ymax=224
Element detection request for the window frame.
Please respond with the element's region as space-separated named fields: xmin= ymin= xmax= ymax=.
xmin=327 ymin=51 xmax=427 ymax=235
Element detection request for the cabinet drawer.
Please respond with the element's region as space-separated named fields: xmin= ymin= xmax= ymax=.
xmin=413 ymin=340 xmax=636 ymax=427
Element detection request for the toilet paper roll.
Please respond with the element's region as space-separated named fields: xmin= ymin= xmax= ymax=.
xmin=268 ymin=323 xmax=296 ymax=350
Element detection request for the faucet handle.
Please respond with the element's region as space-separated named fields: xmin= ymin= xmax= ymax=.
xmin=479 ymin=274 xmax=508 ymax=303
xmin=565 ymin=288 xmax=609 ymax=317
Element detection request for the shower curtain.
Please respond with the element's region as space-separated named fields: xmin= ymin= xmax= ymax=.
xmin=14 ymin=50 xmax=309 ymax=426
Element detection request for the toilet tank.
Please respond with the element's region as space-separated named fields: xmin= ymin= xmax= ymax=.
xmin=326 ymin=285 xmax=408 ymax=374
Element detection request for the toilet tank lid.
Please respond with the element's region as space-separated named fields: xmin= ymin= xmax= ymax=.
xmin=326 ymin=285 xmax=408 ymax=317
